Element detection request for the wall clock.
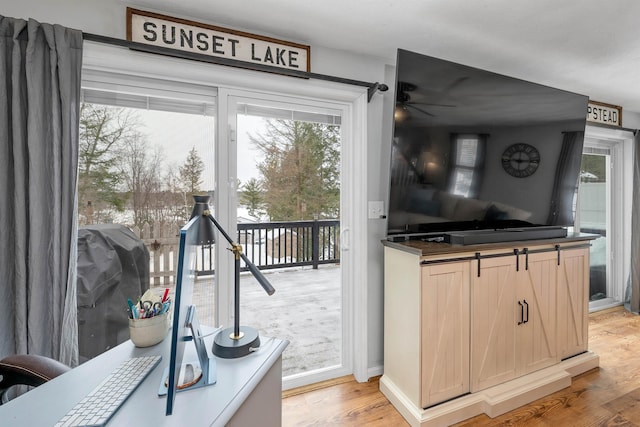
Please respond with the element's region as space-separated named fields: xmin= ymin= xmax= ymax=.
xmin=501 ymin=143 xmax=540 ymax=178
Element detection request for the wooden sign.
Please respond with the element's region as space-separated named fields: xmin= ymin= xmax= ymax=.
xmin=587 ymin=100 xmax=622 ymax=126
xmin=126 ymin=8 xmax=310 ymax=72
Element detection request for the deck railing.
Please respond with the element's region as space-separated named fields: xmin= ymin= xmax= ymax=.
xmin=133 ymin=219 xmax=340 ymax=286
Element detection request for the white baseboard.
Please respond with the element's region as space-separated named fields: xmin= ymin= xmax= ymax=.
xmin=380 ymin=351 xmax=599 ymax=427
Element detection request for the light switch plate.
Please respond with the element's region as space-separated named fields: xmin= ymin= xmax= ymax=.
xmin=368 ymin=201 xmax=385 ymax=219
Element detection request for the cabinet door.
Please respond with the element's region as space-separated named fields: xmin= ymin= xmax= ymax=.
xmin=470 ymin=256 xmax=518 ymax=392
xmin=421 ymin=262 xmax=470 ymax=407
xmin=557 ymin=247 xmax=589 ymax=360
xmin=518 ymin=251 xmax=558 ymax=374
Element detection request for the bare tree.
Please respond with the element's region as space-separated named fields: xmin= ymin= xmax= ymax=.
xmin=119 ymin=132 xmax=163 ymax=228
xmin=79 ymin=104 xmax=206 ymax=230
xmin=78 ymin=103 xmax=139 ymax=223
xmin=157 ymin=165 xmax=191 ymax=227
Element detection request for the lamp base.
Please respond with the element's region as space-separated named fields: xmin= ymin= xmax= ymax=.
xmin=212 ymin=326 xmax=260 ymax=359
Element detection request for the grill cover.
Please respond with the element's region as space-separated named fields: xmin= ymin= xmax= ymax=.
xmin=77 ymin=225 xmax=149 ymax=362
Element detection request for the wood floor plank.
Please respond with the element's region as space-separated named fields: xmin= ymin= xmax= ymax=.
xmin=604 ymin=387 xmax=640 ymax=425
xmin=282 ymin=306 xmax=640 ymax=426
xmin=283 ymin=377 xmax=409 ymax=426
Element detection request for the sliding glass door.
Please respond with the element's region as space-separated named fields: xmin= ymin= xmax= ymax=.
xmin=77 ymin=80 xmax=217 ymax=361
xmin=223 ymin=94 xmax=351 ymax=389
xmin=578 ymin=135 xmax=625 ymax=310
xmin=578 ymin=147 xmax=609 ymax=303
xmin=80 ymin=59 xmax=365 ymax=384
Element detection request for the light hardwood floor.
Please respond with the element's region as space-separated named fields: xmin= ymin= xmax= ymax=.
xmin=282 ymin=305 xmax=640 ymax=426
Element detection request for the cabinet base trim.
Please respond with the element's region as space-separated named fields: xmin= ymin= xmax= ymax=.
xmin=380 ymin=351 xmax=600 ymax=427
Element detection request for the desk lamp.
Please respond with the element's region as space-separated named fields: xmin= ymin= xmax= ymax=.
xmin=189 ymin=195 xmax=275 ymax=358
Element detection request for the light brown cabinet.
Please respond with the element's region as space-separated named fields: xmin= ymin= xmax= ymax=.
xmin=471 ymin=250 xmax=558 ymax=391
xmin=420 ymin=261 xmax=470 ymax=407
xmin=380 ymin=237 xmax=597 ymax=426
xmin=556 ymin=247 xmax=590 ymax=360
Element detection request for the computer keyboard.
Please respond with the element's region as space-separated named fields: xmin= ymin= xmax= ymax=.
xmin=54 ymin=355 xmax=161 ymax=427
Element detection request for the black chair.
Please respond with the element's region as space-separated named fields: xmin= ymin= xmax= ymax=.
xmin=0 ymin=354 xmax=70 ymax=404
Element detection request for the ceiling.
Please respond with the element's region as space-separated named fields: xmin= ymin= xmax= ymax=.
xmin=132 ymin=0 xmax=640 ymax=115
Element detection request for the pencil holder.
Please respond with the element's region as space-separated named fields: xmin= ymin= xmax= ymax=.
xmin=129 ymin=311 xmax=169 ymax=347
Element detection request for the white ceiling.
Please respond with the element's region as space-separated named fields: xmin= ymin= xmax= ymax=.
xmin=132 ymin=0 xmax=640 ymax=115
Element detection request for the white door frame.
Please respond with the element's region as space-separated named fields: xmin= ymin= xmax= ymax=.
xmin=217 ymin=89 xmax=368 ymax=388
xmin=82 ymin=41 xmax=370 ymax=384
xmin=584 ymin=124 xmax=634 ymax=311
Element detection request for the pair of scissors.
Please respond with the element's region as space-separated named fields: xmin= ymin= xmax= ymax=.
xmin=140 ymin=300 xmax=164 ymax=316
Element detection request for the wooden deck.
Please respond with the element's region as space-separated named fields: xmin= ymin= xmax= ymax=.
xmin=282 ymin=305 xmax=640 ymax=426
xmin=189 ymin=264 xmax=342 ymax=378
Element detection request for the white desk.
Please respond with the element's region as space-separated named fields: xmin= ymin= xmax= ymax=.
xmin=0 ymin=331 xmax=288 ymax=426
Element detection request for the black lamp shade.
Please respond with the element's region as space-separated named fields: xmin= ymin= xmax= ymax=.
xmin=189 ymin=195 xmax=216 ymax=244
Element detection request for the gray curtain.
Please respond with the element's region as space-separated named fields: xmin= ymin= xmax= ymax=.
xmin=627 ymin=132 xmax=640 ymax=313
xmin=0 ymin=16 xmax=82 ymax=366
xmin=547 ymin=131 xmax=584 ymax=225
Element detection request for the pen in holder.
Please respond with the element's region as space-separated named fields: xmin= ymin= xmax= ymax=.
xmin=128 ymin=289 xmax=172 ymax=348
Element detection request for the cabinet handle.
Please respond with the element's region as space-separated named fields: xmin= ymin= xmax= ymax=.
xmin=555 ymin=244 xmax=561 ymax=265
xmin=523 ymin=248 xmax=529 ymax=270
xmin=518 ymin=301 xmax=524 ymax=325
xmin=523 ymin=299 xmax=529 ymax=324
xmin=514 ymin=249 xmax=520 ymax=271
xmin=475 ymin=252 xmax=481 ymax=277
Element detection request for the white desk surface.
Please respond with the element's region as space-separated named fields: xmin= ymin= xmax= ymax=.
xmin=0 ymin=330 xmax=288 ymax=426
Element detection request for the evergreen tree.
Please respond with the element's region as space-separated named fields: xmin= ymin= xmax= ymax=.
xmin=179 ymin=147 xmax=205 ymax=196
xmin=240 ymin=178 xmax=265 ymax=218
xmin=250 ymin=119 xmax=340 ymax=221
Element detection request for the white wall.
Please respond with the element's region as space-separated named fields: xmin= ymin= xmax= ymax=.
xmin=2 ymin=1 xmax=126 ymax=38
xmin=623 ymin=110 xmax=640 ymax=129
xmin=2 ymin=1 xmax=393 ymax=372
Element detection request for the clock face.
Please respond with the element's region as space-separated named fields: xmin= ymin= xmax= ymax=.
xmin=501 ymin=143 xmax=540 ymax=178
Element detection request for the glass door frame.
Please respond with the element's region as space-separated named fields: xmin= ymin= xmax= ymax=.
xmin=82 ymin=41 xmax=370 ymax=385
xmin=216 ymin=88 xmax=368 ymax=388
xmin=583 ymin=124 xmax=634 ymax=311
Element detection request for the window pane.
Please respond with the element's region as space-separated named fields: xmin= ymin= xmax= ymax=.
xmin=235 ymin=101 xmax=343 ymax=382
xmin=77 ymin=95 xmax=216 ymax=362
xmin=449 ymin=134 xmax=485 ymax=197
xmin=579 ymin=152 xmax=608 ymax=302
xmin=454 ymin=136 xmax=479 ymax=167
xmin=452 ymin=168 xmax=474 ymax=197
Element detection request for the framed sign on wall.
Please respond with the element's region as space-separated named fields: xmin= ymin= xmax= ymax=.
xmin=587 ymin=100 xmax=622 ymax=127
xmin=126 ymin=8 xmax=311 ymax=73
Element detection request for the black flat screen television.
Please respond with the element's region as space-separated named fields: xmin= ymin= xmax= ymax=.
xmin=387 ymin=49 xmax=589 ymax=238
